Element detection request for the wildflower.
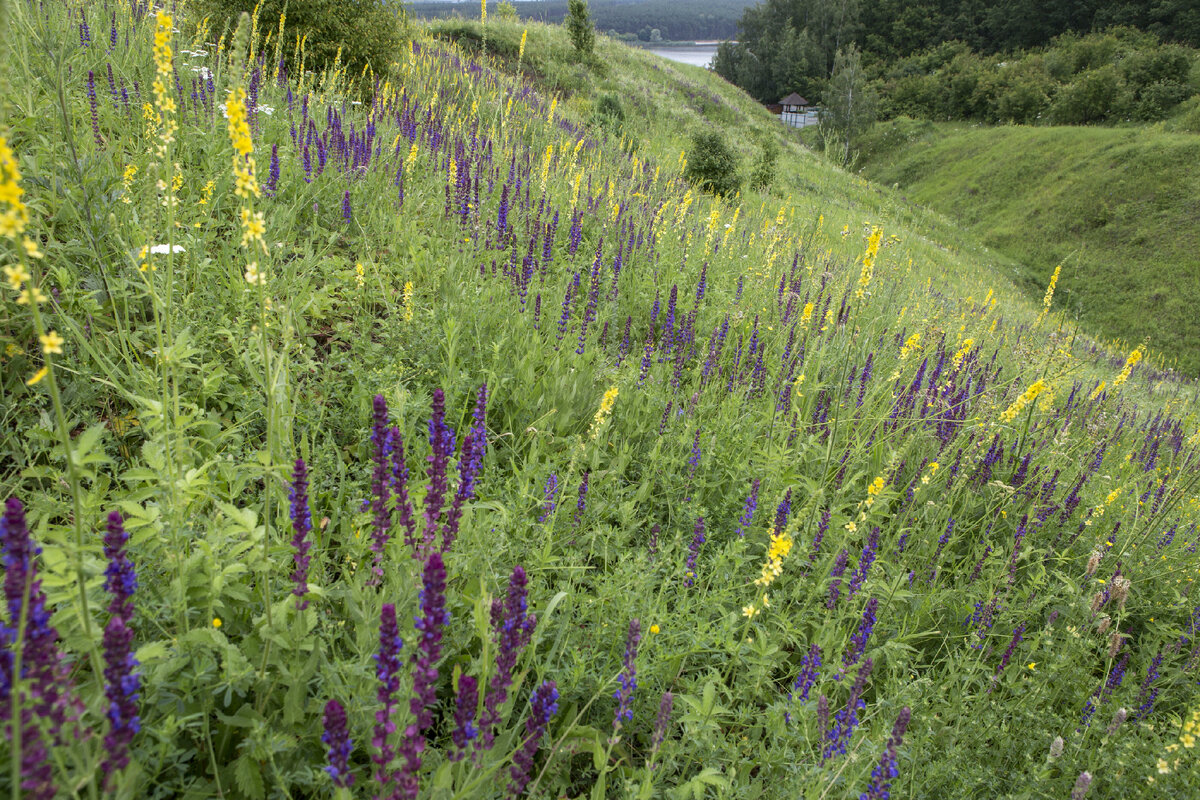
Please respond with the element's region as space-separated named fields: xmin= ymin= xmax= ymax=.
xmin=25 ymin=367 xmax=49 ymax=386
xmin=684 ymin=516 xmax=706 ymax=587
xmin=1048 ymin=736 xmax=1064 ymax=759
xmin=372 ymin=603 xmax=403 ymax=791
xmin=506 ymin=681 xmax=559 ymax=799
xmin=1036 ymin=264 xmax=1061 ymax=324
xmin=289 ymin=459 xmax=312 ymax=608
xmin=397 ymin=552 xmax=450 ymax=799
xmin=367 ymin=395 xmax=392 ymax=579
xmin=1070 ymin=772 xmax=1092 ymax=800
xmin=842 ymin=598 xmax=879 ymax=675
xmin=1000 ymin=379 xmax=1046 ymax=423
xmin=588 ymin=386 xmax=619 ymax=439
xmin=754 ymin=526 xmax=793 ymax=588
xmin=322 ymin=699 xmax=355 ymax=788
xmin=1112 ymin=347 xmax=1143 ymax=390
xmin=612 ymin=619 xmax=641 ymax=737
xmin=4 ymin=263 xmax=30 ymax=291
xmin=859 ymin=706 xmax=911 ymax=800
xmin=650 ymin=624 xmax=660 ymax=634
xmin=827 ymin=548 xmax=849 ymax=609
xmin=101 ymin=511 xmax=140 ymax=786
xmin=403 ymin=281 xmax=415 ymax=322
xmin=736 ymin=478 xmax=760 ymax=537
xmin=824 ymin=658 xmax=873 ymax=760
xmin=538 ymin=474 xmax=559 ymax=523
xmin=790 ymin=644 xmax=821 ymax=704
xmin=855 ymin=227 xmax=882 ymax=299
xmin=212 ymin=617 xmax=222 ymax=628
xmin=478 ymin=566 xmax=538 ymax=751
xmin=449 ymin=675 xmax=478 ymax=760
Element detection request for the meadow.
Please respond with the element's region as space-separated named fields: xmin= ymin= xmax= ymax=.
xmin=854 ymin=116 xmax=1200 ymax=375
xmin=2 ymin=3 xmax=1200 ymax=799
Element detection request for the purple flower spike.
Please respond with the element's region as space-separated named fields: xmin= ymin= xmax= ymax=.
xmin=538 ymin=474 xmax=559 ymax=524
xmin=342 ymin=189 xmax=352 ymax=224
xmin=289 ymin=459 xmax=313 ymax=608
xmin=441 ymin=383 xmax=489 ymax=553
xmin=842 ymin=598 xmax=879 ymax=677
xmin=422 ymin=389 xmax=453 ymax=553
xmin=2 ymin=498 xmax=77 ymax=733
xmin=823 ymin=658 xmax=874 ymax=760
xmin=684 ymin=517 xmax=706 ymax=587
xmin=479 ymin=566 xmax=538 ymax=751
xmin=389 ymin=428 xmax=418 ymax=548
xmin=790 ymin=644 xmax=822 ymax=704
xmin=613 ymin=619 xmax=641 ymax=736
xmin=859 ymin=707 xmax=912 ymax=800
xmin=736 ymin=478 xmax=760 ymax=537
xmin=652 ymin=691 xmax=674 ymax=752
xmin=323 ymin=699 xmax=355 ymax=788
xmin=397 ymin=552 xmax=450 ymax=799
xmin=506 ymin=681 xmax=559 ymax=799
xmin=372 ymin=604 xmax=403 ymax=792
xmin=573 ymin=471 xmax=590 ymax=528
xmin=100 ymin=511 xmax=140 ymax=787
xmin=449 ymin=675 xmax=479 ymax=760
xmin=368 ymin=395 xmax=392 ymax=584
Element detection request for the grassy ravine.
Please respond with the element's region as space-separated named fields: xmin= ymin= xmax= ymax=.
xmin=855 ymin=117 xmax=1200 ymax=374
xmin=3 ymin=4 xmax=1200 ymax=800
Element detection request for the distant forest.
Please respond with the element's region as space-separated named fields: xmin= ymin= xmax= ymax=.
xmin=714 ymin=0 xmax=1200 ymax=103
xmin=407 ymin=0 xmax=755 ymax=42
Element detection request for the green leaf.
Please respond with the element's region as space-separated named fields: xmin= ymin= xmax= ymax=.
xmin=233 ymin=753 xmax=264 ymax=800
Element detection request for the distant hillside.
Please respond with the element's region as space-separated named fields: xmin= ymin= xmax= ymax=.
xmin=409 ymin=0 xmax=754 ymax=41
xmin=856 ymin=118 xmax=1200 ymax=372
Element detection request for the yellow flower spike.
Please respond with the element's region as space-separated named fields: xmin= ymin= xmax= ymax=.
xmin=26 ymin=367 xmax=49 ymax=386
xmin=4 ymin=263 xmax=30 ymax=290
xmin=1036 ymin=264 xmax=1061 ymax=325
xmin=1000 ymin=379 xmax=1047 ymax=423
xmin=39 ymin=330 xmax=64 ymax=355
xmin=403 ymin=281 xmax=415 ymax=322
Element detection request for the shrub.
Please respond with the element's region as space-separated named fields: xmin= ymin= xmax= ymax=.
xmin=1050 ymin=65 xmax=1120 ymax=124
xmin=684 ymin=128 xmax=741 ymax=197
xmin=496 ymin=1 xmax=519 ymax=22
xmin=593 ymin=92 xmax=625 ymax=131
xmin=566 ymin=0 xmax=595 ymax=59
xmin=192 ymin=0 xmax=404 ymax=79
xmin=750 ymin=135 xmax=780 ymax=192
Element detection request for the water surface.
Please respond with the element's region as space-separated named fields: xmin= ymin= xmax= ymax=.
xmin=643 ymin=44 xmax=720 ymax=68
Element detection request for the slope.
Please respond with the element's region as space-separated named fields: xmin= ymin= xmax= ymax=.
xmin=857 ymin=117 xmax=1200 ymax=373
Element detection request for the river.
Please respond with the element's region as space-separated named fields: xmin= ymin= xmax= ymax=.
xmin=642 ymin=43 xmax=721 ymax=69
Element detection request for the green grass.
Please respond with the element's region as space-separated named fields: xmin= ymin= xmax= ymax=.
xmin=2 ymin=5 xmax=1200 ymax=800
xmin=855 ymin=117 xmax=1200 ymax=373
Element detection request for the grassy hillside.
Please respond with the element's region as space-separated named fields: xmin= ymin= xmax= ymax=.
xmin=2 ymin=5 xmax=1200 ymax=800
xmin=856 ymin=117 xmax=1200 ymax=373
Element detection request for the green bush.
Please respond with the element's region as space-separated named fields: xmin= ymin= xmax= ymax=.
xmin=684 ymin=128 xmax=741 ymax=197
xmin=750 ymin=134 xmax=780 ymax=192
xmin=593 ymin=92 xmax=625 ymax=131
xmin=193 ymin=0 xmax=405 ymax=79
xmin=1165 ymin=94 xmax=1200 ymax=132
xmin=566 ymin=0 xmax=595 ymax=59
xmin=1050 ymin=65 xmax=1120 ymax=124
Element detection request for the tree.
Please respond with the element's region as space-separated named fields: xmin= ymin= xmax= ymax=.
xmin=567 ymin=0 xmax=595 ymax=58
xmin=820 ymin=43 xmax=878 ymax=165
xmin=684 ymin=128 xmax=742 ymax=197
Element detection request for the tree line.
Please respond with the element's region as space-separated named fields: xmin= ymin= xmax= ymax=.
xmin=409 ymin=0 xmax=755 ymax=42
xmin=713 ymin=0 xmax=1200 ymax=104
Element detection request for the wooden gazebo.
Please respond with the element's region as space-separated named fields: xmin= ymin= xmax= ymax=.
xmin=779 ymin=92 xmax=816 ymax=129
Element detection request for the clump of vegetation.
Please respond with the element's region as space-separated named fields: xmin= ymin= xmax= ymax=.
xmin=684 ymin=128 xmax=742 ymax=196
xmin=750 ymin=133 xmax=780 ymax=191
xmin=192 ymin=0 xmax=405 ymax=77
xmin=566 ymin=0 xmax=595 ymax=59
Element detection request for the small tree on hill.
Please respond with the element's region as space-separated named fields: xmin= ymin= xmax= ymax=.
xmin=684 ymin=128 xmax=742 ymax=198
xmin=820 ymin=43 xmax=877 ymax=166
xmin=567 ymin=0 xmax=595 ymax=58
